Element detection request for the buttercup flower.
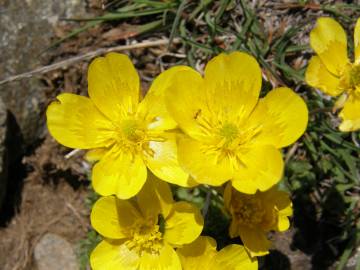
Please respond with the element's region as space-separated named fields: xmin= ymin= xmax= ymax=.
xmin=224 ymin=183 xmax=292 ymax=256
xmin=306 ymin=17 xmax=360 ymax=131
xmin=165 ymin=52 xmax=308 ymax=193
xmin=47 ymin=53 xmax=194 ymax=199
xmin=176 ymin=236 xmax=258 ymax=270
xmin=90 ymin=175 xmax=203 ymax=270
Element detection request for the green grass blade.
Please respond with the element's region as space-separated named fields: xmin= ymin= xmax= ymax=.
xmin=168 ymin=0 xmax=187 ymax=49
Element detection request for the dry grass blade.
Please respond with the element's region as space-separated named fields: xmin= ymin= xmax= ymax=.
xmin=0 ymin=38 xmax=179 ymax=85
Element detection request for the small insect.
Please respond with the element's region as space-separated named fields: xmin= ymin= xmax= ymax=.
xmin=194 ymin=109 xmax=202 ymax=119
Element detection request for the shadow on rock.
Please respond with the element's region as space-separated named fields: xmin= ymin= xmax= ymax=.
xmin=261 ymin=250 xmax=291 ymax=270
xmin=42 ymin=163 xmax=85 ymax=190
xmin=291 ymin=186 xmax=348 ymax=270
xmin=0 ymin=111 xmax=27 ymax=227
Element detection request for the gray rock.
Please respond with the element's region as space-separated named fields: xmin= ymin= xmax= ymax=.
xmin=34 ymin=233 xmax=79 ymax=270
xmin=0 ymin=98 xmax=7 ymax=210
xmin=0 ymin=0 xmax=86 ymax=148
xmin=344 ymin=246 xmax=360 ymax=270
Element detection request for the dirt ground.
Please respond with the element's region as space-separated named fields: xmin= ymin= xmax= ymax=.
xmin=0 ymin=135 xmax=89 ymax=270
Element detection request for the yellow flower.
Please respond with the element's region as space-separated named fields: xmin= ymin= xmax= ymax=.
xmin=306 ymin=17 xmax=360 ymax=131
xmin=47 ymin=53 xmax=195 ymax=199
xmin=90 ymin=175 xmax=204 ymax=270
xmin=224 ymin=183 xmax=292 ymax=256
xmin=165 ymin=52 xmax=308 ymax=193
xmin=176 ymin=236 xmax=258 ymax=270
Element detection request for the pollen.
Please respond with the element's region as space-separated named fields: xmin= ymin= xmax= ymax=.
xmin=232 ymin=193 xmax=265 ymax=228
xmin=125 ymin=222 xmax=163 ymax=256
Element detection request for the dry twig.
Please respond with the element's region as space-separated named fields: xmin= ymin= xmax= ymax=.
xmin=0 ymin=38 xmax=177 ymax=85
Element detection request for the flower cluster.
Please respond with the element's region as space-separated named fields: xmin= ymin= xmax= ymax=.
xmin=90 ymin=175 xmax=203 ymax=269
xmin=47 ymin=50 xmax=310 ymax=269
xmin=306 ymin=17 xmax=360 ymax=131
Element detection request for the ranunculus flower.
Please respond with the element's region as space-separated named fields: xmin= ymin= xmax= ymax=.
xmin=165 ymin=52 xmax=308 ymax=193
xmin=306 ymin=17 xmax=360 ymax=131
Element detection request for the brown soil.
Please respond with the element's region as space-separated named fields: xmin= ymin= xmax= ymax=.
xmin=0 ymin=136 xmax=90 ymax=270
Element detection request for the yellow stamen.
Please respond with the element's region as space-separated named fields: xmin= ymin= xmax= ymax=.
xmin=125 ymin=222 xmax=163 ymax=256
xmin=338 ymin=64 xmax=360 ymax=97
xmin=121 ymin=119 xmax=144 ymax=142
xmin=231 ymin=193 xmax=265 ymax=228
xmin=115 ymin=119 xmax=165 ymax=156
xmin=349 ymin=64 xmax=360 ymax=88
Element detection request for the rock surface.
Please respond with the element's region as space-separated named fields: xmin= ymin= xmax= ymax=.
xmin=0 ymin=98 xmax=7 ymax=210
xmin=34 ymin=233 xmax=79 ymax=270
xmin=270 ymin=229 xmax=312 ymax=270
xmin=345 ymin=246 xmax=360 ymax=270
xmin=0 ymin=0 xmax=86 ymax=148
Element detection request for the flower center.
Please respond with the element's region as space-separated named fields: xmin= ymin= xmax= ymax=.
xmin=114 ymin=118 xmax=166 ymax=156
xmin=219 ymin=123 xmax=239 ymax=142
xmin=121 ymin=119 xmax=144 ymax=142
xmin=125 ymin=223 xmax=163 ymax=256
xmin=232 ymin=193 xmax=265 ymax=228
xmin=339 ymin=64 xmax=360 ymax=97
xmin=194 ymin=118 xmax=263 ymax=171
xmin=349 ymin=64 xmax=360 ymax=88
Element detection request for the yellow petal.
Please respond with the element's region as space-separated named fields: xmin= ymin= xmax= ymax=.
xmin=232 ymin=146 xmax=284 ymax=194
xmin=310 ymin=17 xmax=348 ymax=76
xmin=277 ymin=204 xmax=292 ymax=232
xmin=177 ymin=136 xmax=233 ymax=186
xmin=136 ymin=174 xmax=174 ymax=219
xmin=339 ymin=94 xmax=360 ymax=131
xmin=137 ymin=67 xmax=191 ymax=131
xmin=90 ymin=196 xmax=141 ymax=239
xmin=164 ymin=68 xmax=209 ymax=140
xmin=334 ymin=93 xmax=348 ymax=111
xmin=139 ymin=243 xmax=181 ymax=270
xmin=145 ymin=132 xmax=195 ymax=187
xmin=238 ymin=226 xmax=271 ymax=257
xmin=176 ymin=236 xmax=217 ymax=270
xmin=228 ymin=219 xmax=239 ymax=238
xmin=223 ymin=184 xmax=242 ymax=238
xmin=46 ymin=93 xmax=114 ymax=149
xmin=92 ymin=150 xmax=147 ymax=199
xmin=305 ymin=56 xmax=342 ymax=96
xmin=90 ymin=240 xmax=140 ymax=270
xmin=248 ymin=87 xmax=308 ymax=148
xmin=214 ymin=244 xmax=258 ymax=270
xmin=261 ymin=187 xmax=292 ymax=232
xmin=88 ymin=53 xmax=140 ymax=121
xmin=204 ymin=52 xmax=262 ymax=121
xmin=354 ymin=18 xmax=360 ymax=64
xmin=164 ymin=202 xmax=204 ymax=245
xmin=85 ymin=148 xmax=108 ymax=163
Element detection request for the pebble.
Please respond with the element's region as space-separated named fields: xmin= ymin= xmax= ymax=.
xmin=34 ymin=233 xmax=79 ymax=270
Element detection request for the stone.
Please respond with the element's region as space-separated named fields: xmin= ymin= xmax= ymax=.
xmin=345 ymin=246 xmax=360 ymax=270
xmin=34 ymin=233 xmax=79 ymax=270
xmin=0 ymin=0 xmax=86 ymax=149
xmin=0 ymin=98 xmax=7 ymax=210
xmin=270 ymin=229 xmax=312 ymax=270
